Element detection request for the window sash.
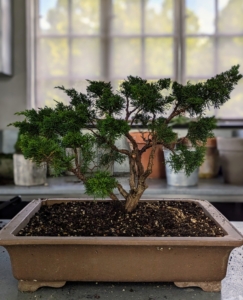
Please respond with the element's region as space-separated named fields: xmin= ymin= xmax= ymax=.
xmin=26 ymin=0 xmax=243 ymax=120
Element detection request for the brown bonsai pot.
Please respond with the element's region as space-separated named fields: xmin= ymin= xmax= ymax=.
xmin=129 ymin=132 xmax=166 ymax=178
xmin=199 ymin=138 xmax=220 ymax=179
xmin=217 ymin=137 xmax=243 ymax=185
xmin=0 ymin=198 xmax=242 ymax=292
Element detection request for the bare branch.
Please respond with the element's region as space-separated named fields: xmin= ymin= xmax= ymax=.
xmin=116 ymin=183 xmax=128 ymax=199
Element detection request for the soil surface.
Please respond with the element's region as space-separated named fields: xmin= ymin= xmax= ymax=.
xmin=17 ymin=201 xmax=224 ymax=237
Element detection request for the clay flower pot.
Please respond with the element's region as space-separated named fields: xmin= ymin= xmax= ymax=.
xmin=129 ymin=132 xmax=166 ymax=179
xmin=199 ymin=138 xmax=220 ymax=179
xmin=217 ymin=137 xmax=243 ymax=185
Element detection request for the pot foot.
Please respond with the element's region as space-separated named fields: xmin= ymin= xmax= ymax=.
xmin=174 ymin=281 xmax=221 ymax=292
xmin=18 ymin=280 xmax=66 ymax=292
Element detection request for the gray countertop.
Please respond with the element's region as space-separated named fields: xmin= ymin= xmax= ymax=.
xmin=1 ymin=175 xmax=243 ymax=202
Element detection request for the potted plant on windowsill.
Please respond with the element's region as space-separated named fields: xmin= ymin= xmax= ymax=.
xmin=1 ymin=65 xmax=243 ymax=292
xmin=13 ymin=134 xmax=47 ymax=186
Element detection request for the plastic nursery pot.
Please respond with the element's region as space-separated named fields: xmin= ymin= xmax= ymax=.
xmin=199 ymin=138 xmax=220 ymax=179
xmin=129 ymin=132 xmax=166 ymax=179
xmin=164 ymin=150 xmax=199 ymax=187
xmin=217 ymin=137 xmax=243 ymax=185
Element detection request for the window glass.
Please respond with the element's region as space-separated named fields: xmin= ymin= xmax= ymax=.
xmin=218 ymin=37 xmax=243 ymax=74
xmin=111 ymin=0 xmax=141 ymax=35
xmin=185 ymin=0 xmax=215 ymax=34
xmin=186 ymin=38 xmax=214 ymax=77
xmin=38 ymin=39 xmax=69 ymax=77
xmin=145 ymin=0 xmax=173 ymax=34
xmin=111 ymin=38 xmax=142 ymax=77
xmin=218 ymin=0 xmax=243 ymax=33
xmin=36 ymin=0 xmax=243 ymax=119
xmin=71 ymin=38 xmax=101 ymax=78
xmin=36 ymin=79 xmax=70 ymax=107
xmin=145 ymin=37 xmax=173 ymax=77
xmin=39 ymin=0 xmax=68 ymax=34
xmin=72 ymin=0 xmax=100 ymax=35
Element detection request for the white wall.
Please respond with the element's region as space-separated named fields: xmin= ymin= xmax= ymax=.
xmin=0 ymin=0 xmax=26 ymax=129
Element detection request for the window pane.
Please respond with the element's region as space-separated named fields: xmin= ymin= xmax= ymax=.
xmin=36 ymin=80 xmax=70 ymax=108
xmin=145 ymin=38 xmax=173 ymax=77
xmin=111 ymin=0 xmax=141 ymax=34
xmin=184 ymin=79 xmax=215 ymax=117
xmin=71 ymin=80 xmax=90 ymax=94
xmin=218 ymin=0 xmax=243 ymax=33
xmin=218 ymin=38 xmax=243 ymax=74
xmin=72 ymin=39 xmax=101 ymax=78
xmin=39 ymin=0 xmax=68 ymax=35
xmin=145 ymin=0 xmax=174 ymax=34
xmin=186 ymin=38 xmax=214 ymax=77
xmin=72 ymin=0 xmax=100 ymax=35
xmin=111 ymin=38 xmax=141 ymax=77
xmin=185 ymin=0 xmax=215 ymax=34
xmin=38 ymin=39 xmax=69 ymax=77
xmin=217 ymin=81 xmax=243 ymax=118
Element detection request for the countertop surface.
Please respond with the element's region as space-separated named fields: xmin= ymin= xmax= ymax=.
xmin=1 ymin=175 xmax=243 ymax=202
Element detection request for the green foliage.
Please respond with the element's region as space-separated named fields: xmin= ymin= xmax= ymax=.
xmin=187 ymin=117 xmax=216 ymax=146
xmin=168 ymin=116 xmax=191 ymax=127
xmin=14 ymin=133 xmax=23 ymax=154
xmin=149 ymin=117 xmax=177 ymax=145
xmin=97 ymin=116 xmax=130 ymax=141
xmin=172 ymin=65 xmax=243 ymax=117
xmin=85 ymin=171 xmax=118 ymax=199
xmin=167 ymin=145 xmax=206 ymax=176
xmin=8 ymin=65 xmax=243 ymax=203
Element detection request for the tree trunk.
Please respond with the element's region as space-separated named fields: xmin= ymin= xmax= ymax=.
xmin=125 ymin=184 xmax=147 ymax=212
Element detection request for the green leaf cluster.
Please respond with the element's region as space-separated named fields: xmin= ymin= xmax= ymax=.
xmin=8 ymin=65 xmax=243 ymax=201
xmin=85 ymin=171 xmax=118 ymax=199
xmin=166 ymin=145 xmax=206 ymax=176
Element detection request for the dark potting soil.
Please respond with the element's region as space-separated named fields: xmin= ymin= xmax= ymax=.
xmin=17 ymin=201 xmax=224 ymax=238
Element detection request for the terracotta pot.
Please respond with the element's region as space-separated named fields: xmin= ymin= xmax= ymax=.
xmin=199 ymin=138 xmax=220 ymax=179
xmin=129 ymin=132 xmax=166 ymax=178
xmin=0 ymin=198 xmax=242 ymax=292
xmin=217 ymin=137 xmax=243 ymax=185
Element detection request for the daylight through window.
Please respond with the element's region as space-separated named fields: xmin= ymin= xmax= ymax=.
xmin=35 ymin=0 xmax=243 ymax=119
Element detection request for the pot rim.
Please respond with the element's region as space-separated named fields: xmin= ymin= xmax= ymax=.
xmin=0 ymin=198 xmax=242 ymax=247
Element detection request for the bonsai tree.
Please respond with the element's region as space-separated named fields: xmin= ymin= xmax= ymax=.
xmin=10 ymin=65 xmax=242 ymax=212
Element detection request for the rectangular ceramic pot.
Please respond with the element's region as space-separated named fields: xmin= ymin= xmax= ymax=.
xmin=0 ymin=198 xmax=242 ymax=292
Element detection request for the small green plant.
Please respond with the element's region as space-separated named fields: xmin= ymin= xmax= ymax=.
xmin=14 ymin=133 xmax=23 ymax=154
xmin=9 ymin=65 xmax=242 ymax=212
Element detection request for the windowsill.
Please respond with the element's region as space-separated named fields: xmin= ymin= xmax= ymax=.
xmin=0 ymin=175 xmax=243 ymax=202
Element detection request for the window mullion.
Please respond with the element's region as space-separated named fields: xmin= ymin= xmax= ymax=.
xmin=179 ymin=0 xmax=185 ymax=84
xmin=174 ymin=0 xmax=179 ymax=82
xmin=68 ymin=0 xmax=72 ymax=86
xmin=100 ymin=0 xmax=112 ymax=82
xmin=215 ymin=0 xmax=219 ymax=74
xmin=141 ymin=0 xmax=145 ymax=78
xmin=34 ymin=0 xmax=39 ymax=108
xmin=214 ymin=0 xmax=219 ymax=117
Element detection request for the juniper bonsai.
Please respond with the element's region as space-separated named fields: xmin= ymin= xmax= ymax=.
xmin=10 ymin=65 xmax=242 ymax=212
